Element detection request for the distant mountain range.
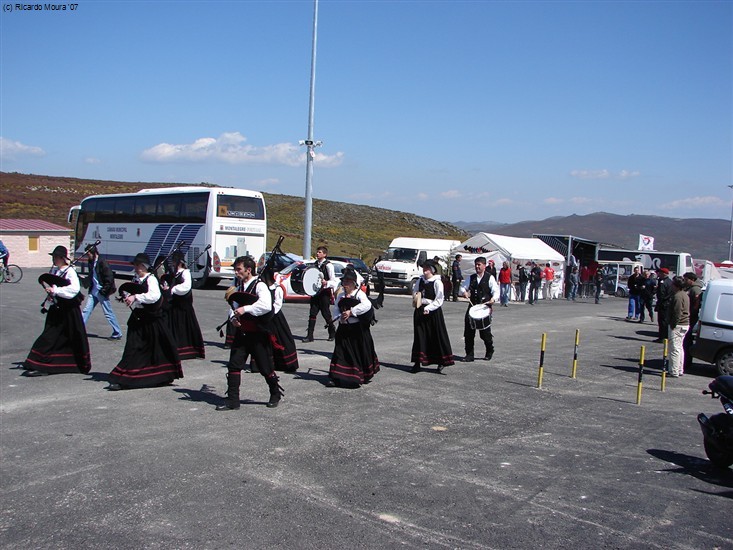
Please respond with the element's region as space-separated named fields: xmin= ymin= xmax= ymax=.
xmin=451 ymin=212 xmax=731 ymax=262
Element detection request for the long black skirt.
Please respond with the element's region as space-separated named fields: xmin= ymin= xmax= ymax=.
xmin=109 ymin=310 xmax=183 ymax=388
xmin=25 ymin=304 xmax=91 ymax=374
xmin=411 ymin=307 xmax=455 ymax=367
xmin=167 ymin=300 xmax=205 ymax=360
xmin=271 ymin=311 xmax=299 ymax=372
xmin=329 ymin=322 xmax=380 ymax=386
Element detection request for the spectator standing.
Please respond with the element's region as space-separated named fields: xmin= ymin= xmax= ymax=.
xmin=567 ymin=267 xmax=579 ymax=301
xmin=579 ymin=265 xmax=591 ymax=298
xmin=666 ymin=276 xmax=690 ymax=377
xmin=542 ymin=263 xmax=555 ymax=300
xmin=517 ymin=264 xmax=529 ymax=302
xmin=594 ymin=267 xmax=604 ymax=304
xmin=626 ymin=266 xmax=644 ymax=321
xmin=682 ymin=272 xmax=703 ymax=370
xmin=639 ymin=270 xmax=657 ymax=323
xmin=655 ymin=268 xmax=674 ymax=342
xmin=528 ymin=262 xmax=542 ymax=305
xmin=498 ymin=261 xmax=512 ymax=306
xmin=450 ymin=254 xmax=463 ymax=302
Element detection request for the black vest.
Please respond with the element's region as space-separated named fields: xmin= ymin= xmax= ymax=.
xmin=468 ymin=273 xmax=492 ymax=304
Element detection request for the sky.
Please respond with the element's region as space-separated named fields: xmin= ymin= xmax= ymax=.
xmin=1 ymin=0 xmax=731 ymax=224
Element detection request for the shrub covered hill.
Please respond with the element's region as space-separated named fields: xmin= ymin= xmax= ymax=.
xmin=0 ymin=172 xmax=468 ymax=260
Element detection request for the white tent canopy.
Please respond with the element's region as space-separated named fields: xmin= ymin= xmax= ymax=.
xmin=451 ymin=232 xmax=566 ymax=299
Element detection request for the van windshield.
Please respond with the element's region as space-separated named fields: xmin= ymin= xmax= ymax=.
xmin=385 ymin=247 xmax=418 ymax=263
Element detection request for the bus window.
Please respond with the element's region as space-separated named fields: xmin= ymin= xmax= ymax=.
xmin=217 ymin=195 xmax=264 ymax=220
xmin=181 ymin=193 xmax=208 ymax=223
xmin=114 ymin=197 xmax=136 ymax=223
xmin=135 ymin=196 xmax=158 ymax=221
xmin=158 ymin=196 xmax=181 ymax=220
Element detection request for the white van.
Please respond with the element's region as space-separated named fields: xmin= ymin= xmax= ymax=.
xmin=692 ymin=279 xmax=733 ymax=375
xmin=376 ymin=237 xmax=460 ymax=292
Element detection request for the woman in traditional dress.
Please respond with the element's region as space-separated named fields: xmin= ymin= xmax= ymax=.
xmin=411 ymin=260 xmax=454 ymax=374
xmin=260 ymin=266 xmax=299 ymax=373
xmin=328 ymin=268 xmax=379 ymax=387
xmin=107 ymin=253 xmax=182 ymax=390
xmin=24 ymin=246 xmax=91 ymax=376
xmin=162 ymin=251 xmax=205 ymax=360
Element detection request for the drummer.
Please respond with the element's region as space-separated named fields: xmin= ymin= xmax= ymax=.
xmin=460 ymin=256 xmax=499 ymax=363
xmin=304 ymin=246 xmax=339 ymax=343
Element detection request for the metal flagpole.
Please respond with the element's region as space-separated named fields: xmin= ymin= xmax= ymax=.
xmin=301 ymin=0 xmax=321 ymax=260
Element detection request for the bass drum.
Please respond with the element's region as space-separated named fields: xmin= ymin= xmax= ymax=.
xmin=468 ymin=303 xmax=492 ymax=331
xmin=290 ymin=266 xmax=323 ymax=296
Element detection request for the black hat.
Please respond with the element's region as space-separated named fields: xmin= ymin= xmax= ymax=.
xmin=423 ymin=260 xmax=438 ymax=274
xmin=49 ymin=245 xmax=69 ymax=259
xmin=342 ymin=268 xmax=358 ymax=284
xmin=170 ymin=251 xmax=185 ymax=265
xmin=131 ymin=253 xmax=151 ymax=268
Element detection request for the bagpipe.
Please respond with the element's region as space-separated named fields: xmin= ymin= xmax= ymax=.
xmin=38 ymin=240 xmax=101 ymax=313
xmin=116 ymin=241 xmax=186 ymax=318
xmin=160 ymin=244 xmax=211 ymax=290
xmin=216 ymin=236 xmax=285 ymax=337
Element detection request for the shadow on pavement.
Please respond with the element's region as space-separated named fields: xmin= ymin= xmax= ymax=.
xmin=647 ymin=448 xmax=733 ymax=498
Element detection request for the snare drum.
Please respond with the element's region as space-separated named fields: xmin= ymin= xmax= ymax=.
xmin=290 ymin=266 xmax=323 ymax=296
xmin=468 ymin=303 xmax=492 ymax=331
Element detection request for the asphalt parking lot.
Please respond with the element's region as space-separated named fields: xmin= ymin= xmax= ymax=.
xmin=1 ymin=270 xmax=731 ymax=549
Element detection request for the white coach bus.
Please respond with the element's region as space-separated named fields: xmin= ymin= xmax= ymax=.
xmin=68 ymin=186 xmax=267 ymax=288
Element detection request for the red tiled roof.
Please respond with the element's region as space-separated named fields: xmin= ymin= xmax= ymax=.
xmin=0 ymin=219 xmax=70 ymax=232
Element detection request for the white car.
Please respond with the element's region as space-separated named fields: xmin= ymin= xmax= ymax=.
xmin=276 ymin=260 xmax=348 ymax=302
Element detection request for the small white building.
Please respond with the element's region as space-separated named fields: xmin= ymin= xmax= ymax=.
xmin=0 ymin=219 xmax=71 ymax=268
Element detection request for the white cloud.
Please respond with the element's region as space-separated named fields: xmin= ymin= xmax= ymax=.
xmin=84 ymin=157 xmax=101 ymax=164
xmin=0 ymin=137 xmax=45 ymax=160
xmin=660 ymin=196 xmax=728 ymax=210
xmin=570 ymin=169 xmax=640 ymax=180
xmin=494 ymin=198 xmax=514 ymax=206
xmin=140 ymin=131 xmax=344 ymax=167
xmin=440 ymin=189 xmax=462 ymax=199
xmin=618 ymin=170 xmax=641 ymax=179
xmin=544 ymin=197 xmax=564 ymax=204
xmin=417 ymin=192 xmax=429 ymax=201
xmin=570 ymin=169 xmax=610 ymax=179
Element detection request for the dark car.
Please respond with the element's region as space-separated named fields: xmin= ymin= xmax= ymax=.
xmin=330 ymin=256 xmax=370 ymax=277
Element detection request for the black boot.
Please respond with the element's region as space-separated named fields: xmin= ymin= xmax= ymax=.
xmin=266 ymin=374 xmax=284 ymax=408
xmin=303 ymin=319 xmax=316 ymax=342
xmin=216 ymin=372 xmax=241 ymax=411
xmin=327 ymin=324 xmax=336 ymax=342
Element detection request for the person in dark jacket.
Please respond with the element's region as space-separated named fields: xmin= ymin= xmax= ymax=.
xmin=450 ymin=254 xmax=463 ymax=302
xmin=639 ymin=270 xmax=657 ymax=323
xmin=654 ymin=268 xmax=674 ymax=342
xmin=682 ymin=272 xmax=703 ymax=370
xmin=82 ymin=245 xmax=122 ymax=340
xmin=626 ymin=266 xmax=644 ymax=321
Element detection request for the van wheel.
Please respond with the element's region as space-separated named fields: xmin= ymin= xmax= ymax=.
xmin=716 ymin=349 xmax=733 ymax=376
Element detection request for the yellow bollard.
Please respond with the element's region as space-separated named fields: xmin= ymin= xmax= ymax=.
xmin=661 ymin=339 xmax=669 ymax=392
xmin=636 ymin=346 xmax=645 ymax=405
xmin=537 ymin=333 xmax=547 ymax=388
xmin=571 ymin=329 xmax=580 ymax=378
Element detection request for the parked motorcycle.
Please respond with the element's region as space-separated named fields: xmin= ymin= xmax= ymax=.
xmin=697 ymin=375 xmax=733 ymax=468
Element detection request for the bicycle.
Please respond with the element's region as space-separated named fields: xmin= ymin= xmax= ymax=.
xmin=0 ymin=264 xmax=23 ymax=283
